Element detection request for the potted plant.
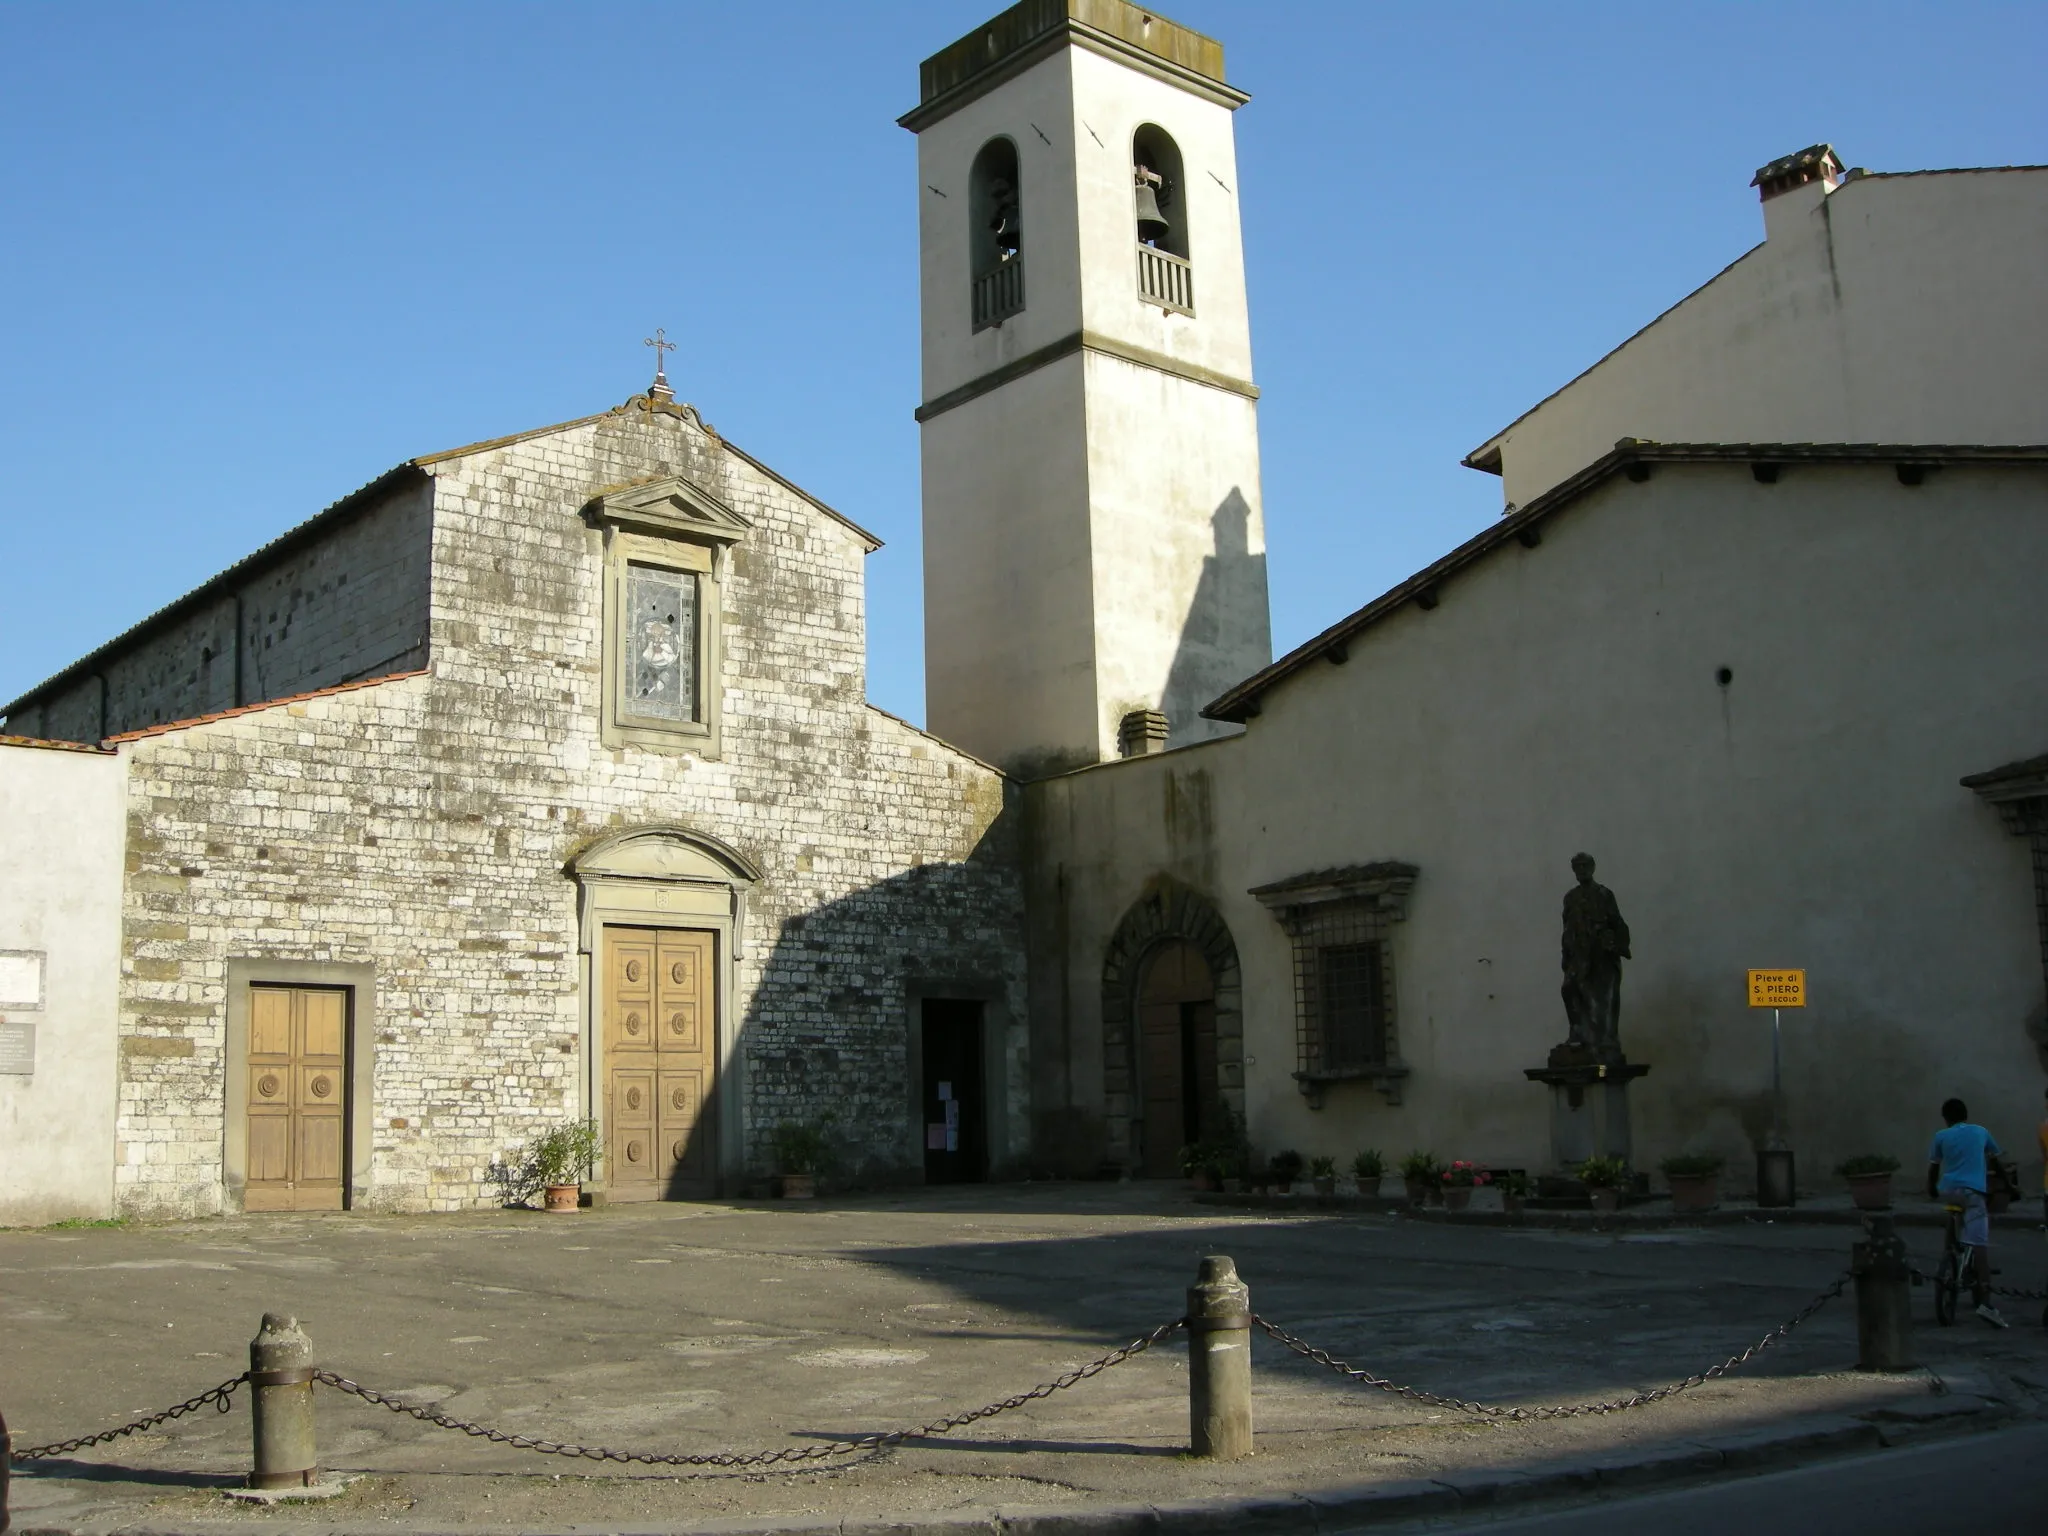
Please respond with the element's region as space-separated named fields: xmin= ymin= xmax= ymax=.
xmin=1352 ymin=1149 xmax=1386 ymax=1198
xmin=1440 ymin=1160 xmax=1491 ymax=1211
xmin=1500 ymin=1170 xmax=1532 ymax=1216
xmin=770 ymin=1116 xmax=835 ymax=1199
xmin=1835 ymin=1152 xmax=1900 ymax=1211
xmin=1267 ymin=1149 xmax=1305 ymax=1195
xmin=1180 ymin=1140 xmax=1219 ymax=1193
xmin=1309 ymin=1155 xmax=1338 ymax=1197
xmin=1399 ymin=1150 xmax=1442 ymax=1205
xmin=1576 ymin=1155 xmax=1630 ymax=1212
xmin=1660 ymin=1151 xmax=1725 ymax=1214
xmin=524 ymin=1119 xmax=601 ymax=1212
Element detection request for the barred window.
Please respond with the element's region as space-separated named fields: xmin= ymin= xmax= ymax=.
xmin=625 ymin=563 xmax=698 ymax=723
xmin=1251 ymin=862 xmax=1417 ymax=1107
xmin=1314 ymin=940 xmax=1385 ymax=1071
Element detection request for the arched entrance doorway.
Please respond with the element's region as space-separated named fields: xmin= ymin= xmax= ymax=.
xmin=1137 ymin=940 xmax=1218 ymax=1177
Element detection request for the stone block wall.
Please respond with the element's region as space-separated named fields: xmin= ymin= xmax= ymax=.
xmin=112 ymin=399 xmax=1026 ymax=1216
xmin=9 ymin=476 xmax=432 ymax=743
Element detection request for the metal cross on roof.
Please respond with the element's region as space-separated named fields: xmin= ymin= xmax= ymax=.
xmin=643 ymin=328 xmax=676 ymax=390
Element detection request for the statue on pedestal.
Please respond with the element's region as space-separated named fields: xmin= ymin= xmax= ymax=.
xmin=1558 ymin=851 xmax=1630 ymax=1062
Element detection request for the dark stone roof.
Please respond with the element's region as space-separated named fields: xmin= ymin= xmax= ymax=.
xmin=1751 ymin=143 xmax=1841 ymax=187
xmin=1961 ymin=753 xmax=2048 ymax=796
xmin=1248 ymin=861 xmax=1419 ymax=900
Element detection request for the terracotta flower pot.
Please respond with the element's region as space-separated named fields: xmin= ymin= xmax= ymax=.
xmin=1668 ymin=1174 xmax=1719 ymax=1213
xmin=1188 ymin=1171 xmax=1218 ymax=1193
xmin=1312 ymin=1176 xmax=1336 ymax=1197
xmin=780 ymin=1173 xmax=816 ymax=1200
xmin=1588 ymin=1186 xmax=1621 ymax=1213
xmin=1404 ymin=1177 xmax=1430 ymax=1205
xmin=1443 ymin=1186 xmax=1472 ymax=1211
xmin=1847 ymin=1173 xmax=1892 ymax=1211
xmin=544 ymin=1183 xmax=580 ymax=1212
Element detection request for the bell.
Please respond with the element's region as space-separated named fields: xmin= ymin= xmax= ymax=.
xmin=1134 ymin=168 xmax=1169 ymax=241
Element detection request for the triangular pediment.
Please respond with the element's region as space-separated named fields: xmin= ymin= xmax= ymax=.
xmin=583 ymin=475 xmax=753 ymax=542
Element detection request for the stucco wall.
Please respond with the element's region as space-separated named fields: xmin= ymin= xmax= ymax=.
xmin=1032 ymin=461 xmax=2048 ymax=1187
xmin=1478 ymin=169 xmax=2048 ymax=508
xmin=9 ymin=478 xmax=432 ymax=743
xmin=112 ymin=402 xmax=1026 ymax=1218
xmin=0 ymin=739 xmax=124 ymax=1224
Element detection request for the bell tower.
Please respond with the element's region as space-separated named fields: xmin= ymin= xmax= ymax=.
xmin=903 ymin=0 xmax=1271 ymax=778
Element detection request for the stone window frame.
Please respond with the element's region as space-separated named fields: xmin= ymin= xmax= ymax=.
xmin=584 ymin=476 xmax=752 ymax=758
xmin=221 ymin=958 xmax=376 ymax=1211
xmin=1250 ymin=862 xmax=1417 ymax=1109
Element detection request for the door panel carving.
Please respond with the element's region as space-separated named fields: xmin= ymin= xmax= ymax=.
xmin=604 ymin=926 xmax=716 ymax=1199
xmin=244 ymin=985 xmax=348 ymax=1211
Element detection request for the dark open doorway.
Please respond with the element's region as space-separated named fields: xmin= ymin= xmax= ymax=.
xmin=921 ymin=998 xmax=987 ymax=1184
xmin=1138 ymin=940 xmax=1217 ymax=1177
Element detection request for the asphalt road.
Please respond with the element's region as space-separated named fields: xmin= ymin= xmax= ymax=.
xmin=1428 ymin=1421 xmax=2048 ymax=1535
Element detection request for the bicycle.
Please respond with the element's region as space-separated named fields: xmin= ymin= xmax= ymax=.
xmin=1933 ymin=1199 xmax=1967 ymax=1325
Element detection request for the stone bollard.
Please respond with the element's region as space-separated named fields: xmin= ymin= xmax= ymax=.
xmin=1186 ymin=1255 xmax=1253 ymax=1459
xmin=1852 ymin=1215 xmax=1915 ymax=1371
xmin=248 ymin=1314 xmax=319 ymax=1489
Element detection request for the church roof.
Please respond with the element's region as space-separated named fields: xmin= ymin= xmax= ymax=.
xmin=1 ymin=394 xmax=880 ymax=721
xmin=1203 ymin=440 xmax=2048 ymax=727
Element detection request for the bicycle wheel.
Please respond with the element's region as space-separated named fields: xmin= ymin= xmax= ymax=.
xmin=1934 ymin=1248 xmax=1959 ymax=1325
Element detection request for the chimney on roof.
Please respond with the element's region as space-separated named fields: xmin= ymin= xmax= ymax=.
xmin=1751 ymin=143 xmax=1845 ymax=243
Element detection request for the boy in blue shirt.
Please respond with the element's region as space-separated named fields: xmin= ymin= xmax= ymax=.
xmin=1926 ymin=1097 xmax=2008 ymax=1328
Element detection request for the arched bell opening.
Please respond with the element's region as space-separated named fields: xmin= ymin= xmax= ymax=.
xmin=1131 ymin=124 xmax=1188 ymax=259
xmin=969 ymin=136 xmax=1024 ymax=330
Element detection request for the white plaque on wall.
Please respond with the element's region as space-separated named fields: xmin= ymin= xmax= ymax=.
xmin=0 ymin=1020 xmax=34 ymax=1074
xmin=0 ymin=951 xmax=45 ymax=1009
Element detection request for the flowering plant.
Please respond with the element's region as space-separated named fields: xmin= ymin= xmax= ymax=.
xmin=1440 ymin=1160 xmax=1492 ymax=1188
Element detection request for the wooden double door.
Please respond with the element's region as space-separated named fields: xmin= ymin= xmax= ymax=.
xmin=246 ymin=985 xmax=348 ymax=1211
xmin=603 ymin=926 xmax=717 ymax=1200
xmin=1138 ymin=941 xmax=1218 ymax=1178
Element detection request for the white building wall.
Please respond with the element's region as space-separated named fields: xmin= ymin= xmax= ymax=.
xmin=1032 ymin=462 xmax=2048 ymax=1187
xmin=915 ymin=24 xmax=1270 ymax=775
xmin=1475 ymin=169 xmax=2048 ymax=508
xmin=0 ymin=739 xmax=125 ymax=1224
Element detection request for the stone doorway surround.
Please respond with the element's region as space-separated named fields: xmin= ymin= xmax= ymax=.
xmin=1100 ymin=878 xmax=1243 ymax=1175
xmin=222 ymin=958 xmax=376 ymax=1211
xmin=568 ymin=826 xmax=759 ymax=1199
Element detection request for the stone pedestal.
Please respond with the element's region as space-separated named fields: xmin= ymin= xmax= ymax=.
xmin=1524 ymin=1050 xmax=1650 ymax=1172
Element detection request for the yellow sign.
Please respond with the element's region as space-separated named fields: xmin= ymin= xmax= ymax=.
xmin=1748 ymin=969 xmax=1806 ymax=1008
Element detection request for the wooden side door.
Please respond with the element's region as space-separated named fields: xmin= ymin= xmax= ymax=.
xmin=245 ymin=986 xmax=347 ymax=1211
xmin=1138 ymin=941 xmax=1216 ymax=1177
xmin=603 ymin=926 xmax=716 ymax=1200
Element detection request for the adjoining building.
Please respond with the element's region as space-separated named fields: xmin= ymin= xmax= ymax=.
xmin=3 ymin=0 xmax=2043 ymax=1222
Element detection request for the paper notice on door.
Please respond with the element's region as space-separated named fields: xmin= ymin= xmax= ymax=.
xmin=944 ymin=1099 xmax=959 ymax=1151
xmin=937 ymin=1081 xmax=952 ymax=1101
xmin=926 ymin=1123 xmax=948 ymax=1150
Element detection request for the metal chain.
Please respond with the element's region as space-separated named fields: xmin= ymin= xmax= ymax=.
xmin=313 ymin=1319 xmax=1184 ymax=1468
xmin=11 ymin=1376 xmax=245 ymax=1461
xmin=1907 ymin=1260 xmax=2048 ymax=1302
xmin=1251 ymin=1273 xmax=1850 ymax=1421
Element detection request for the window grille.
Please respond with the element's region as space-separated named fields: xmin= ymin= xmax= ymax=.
xmin=972 ymin=257 xmax=1025 ymax=330
xmin=1251 ymin=862 xmax=1417 ymax=1107
xmin=1136 ymin=244 xmax=1194 ymax=315
xmin=624 ymin=563 xmax=698 ymax=723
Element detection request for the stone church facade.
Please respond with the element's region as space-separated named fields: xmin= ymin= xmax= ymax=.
xmin=3 ymin=386 xmax=1025 ymax=1219
xmin=5 ymin=2 xmax=2045 ymax=1225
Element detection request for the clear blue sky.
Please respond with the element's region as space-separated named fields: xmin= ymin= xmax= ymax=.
xmin=2 ymin=2 xmax=2040 ymax=725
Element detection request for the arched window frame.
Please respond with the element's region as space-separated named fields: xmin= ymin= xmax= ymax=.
xmin=1132 ymin=124 xmax=1195 ymax=316
xmin=968 ymin=136 xmax=1024 ymax=331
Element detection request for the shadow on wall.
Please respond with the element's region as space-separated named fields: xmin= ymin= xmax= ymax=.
xmin=662 ymin=810 xmax=1026 ymax=1197
xmin=1158 ymin=489 xmax=1269 ymax=743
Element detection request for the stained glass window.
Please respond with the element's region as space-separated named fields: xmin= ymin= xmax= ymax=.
xmin=625 ymin=563 xmax=697 ymax=722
